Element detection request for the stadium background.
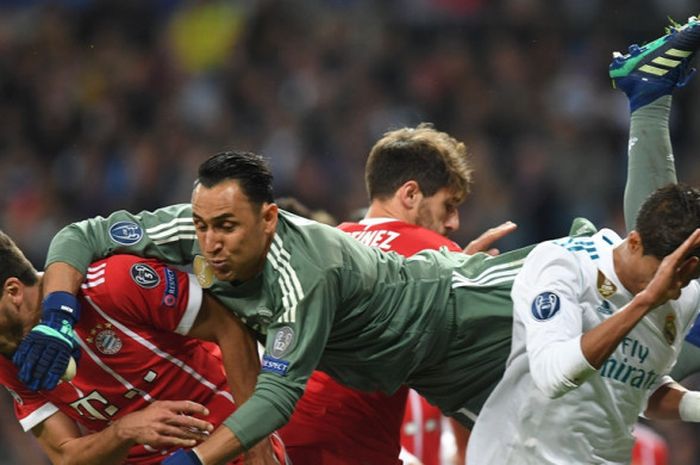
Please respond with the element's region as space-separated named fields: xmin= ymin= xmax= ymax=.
xmin=1 ymin=0 xmax=700 ymax=463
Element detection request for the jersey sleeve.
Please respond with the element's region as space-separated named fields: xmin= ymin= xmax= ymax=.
xmin=511 ymin=242 xmax=597 ymax=398
xmin=45 ymin=204 xmax=197 ymax=274
xmin=0 ymin=360 xmax=58 ymax=432
xmin=224 ymin=274 xmax=338 ymax=449
xmin=84 ymin=255 xmax=203 ymax=334
xmin=682 ymin=282 xmax=700 ymax=347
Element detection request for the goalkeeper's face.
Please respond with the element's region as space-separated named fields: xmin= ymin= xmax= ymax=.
xmin=192 ymin=179 xmax=278 ymax=283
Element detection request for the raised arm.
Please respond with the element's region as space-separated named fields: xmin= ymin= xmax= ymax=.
xmin=521 ymin=230 xmax=700 ymax=399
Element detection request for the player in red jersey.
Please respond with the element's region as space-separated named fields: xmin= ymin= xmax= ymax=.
xmin=0 ymin=232 xmax=286 ymax=465
xmin=277 ymin=124 xmax=515 ymax=465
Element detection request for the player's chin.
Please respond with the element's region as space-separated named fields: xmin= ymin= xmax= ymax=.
xmin=211 ymin=268 xmax=235 ymax=282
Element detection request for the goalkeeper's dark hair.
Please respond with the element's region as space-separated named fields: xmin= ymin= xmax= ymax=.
xmin=365 ymin=123 xmax=473 ymax=202
xmin=635 ymin=183 xmax=700 ymax=259
xmin=197 ymin=151 xmax=274 ymax=206
xmin=0 ymin=231 xmax=39 ymax=291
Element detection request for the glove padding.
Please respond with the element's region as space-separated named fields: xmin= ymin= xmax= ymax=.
xmin=162 ymin=449 xmax=203 ymax=465
xmin=12 ymin=292 xmax=81 ymax=391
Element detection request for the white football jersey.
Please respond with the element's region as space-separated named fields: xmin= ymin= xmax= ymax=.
xmin=467 ymin=228 xmax=700 ymax=465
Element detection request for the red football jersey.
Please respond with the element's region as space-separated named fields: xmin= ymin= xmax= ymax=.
xmin=279 ymin=218 xmax=460 ymax=465
xmin=0 ymin=255 xmax=239 ymax=465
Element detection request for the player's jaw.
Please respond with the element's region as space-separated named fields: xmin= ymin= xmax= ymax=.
xmin=626 ymin=254 xmax=663 ymax=295
xmin=0 ymin=300 xmax=36 ymax=357
xmin=415 ymin=188 xmax=461 ymax=236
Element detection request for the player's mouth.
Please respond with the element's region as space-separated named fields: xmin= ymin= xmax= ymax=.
xmin=208 ymin=258 xmax=230 ymax=273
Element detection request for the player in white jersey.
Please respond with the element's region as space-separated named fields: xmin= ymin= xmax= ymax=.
xmin=468 ymin=187 xmax=700 ymax=464
xmin=468 ymin=16 xmax=700 ymax=465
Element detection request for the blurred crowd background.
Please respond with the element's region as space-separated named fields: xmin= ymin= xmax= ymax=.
xmin=1 ymin=0 xmax=700 ymax=464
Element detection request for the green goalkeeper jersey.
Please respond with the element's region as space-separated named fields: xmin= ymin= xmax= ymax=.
xmin=46 ymin=204 xmax=592 ymax=447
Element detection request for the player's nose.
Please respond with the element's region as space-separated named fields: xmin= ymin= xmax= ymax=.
xmin=444 ymin=212 xmax=460 ymax=233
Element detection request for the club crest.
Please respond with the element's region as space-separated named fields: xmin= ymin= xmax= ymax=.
xmin=597 ymin=270 xmax=617 ymax=298
xmin=664 ymin=312 xmax=677 ymax=345
xmin=87 ymin=323 xmax=123 ymax=355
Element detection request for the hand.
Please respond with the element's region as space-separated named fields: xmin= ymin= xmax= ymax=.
xmin=463 ymin=221 xmax=517 ymax=256
xmin=162 ymin=449 xmax=203 ymax=465
xmin=116 ymin=400 xmax=214 ymax=450
xmin=638 ymin=228 xmax=700 ymax=309
xmin=13 ymin=292 xmax=81 ymax=391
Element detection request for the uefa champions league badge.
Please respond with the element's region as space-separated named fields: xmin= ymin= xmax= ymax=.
xmin=193 ymin=255 xmax=214 ymax=289
xmin=130 ymin=263 xmax=160 ymax=288
xmin=271 ymin=326 xmax=295 ymax=358
xmin=531 ymin=291 xmax=561 ymax=321
xmin=109 ymin=221 xmax=143 ymax=245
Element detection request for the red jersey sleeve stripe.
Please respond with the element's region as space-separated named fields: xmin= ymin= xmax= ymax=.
xmin=175 ymin=273 xmax=203 ymax=335
xmin=19 ymin=402 xmax=59 ymax=432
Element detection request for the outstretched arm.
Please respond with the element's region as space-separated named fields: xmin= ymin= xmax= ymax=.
xmin=521 ymin=229 xmax=700 ymax=399
xmin=581 ymin=229 xmax=700 ymax=368
xmin=187 ymin=294 xmax=283 ymax=465
xmin=33 ymin=401 xmax=213 ymax=465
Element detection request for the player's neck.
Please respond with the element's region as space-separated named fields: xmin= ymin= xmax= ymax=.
xmin=365 ymin=199 xmax=413 ymax=223
xmin=612 ymin=241 xmax=639 ymax=295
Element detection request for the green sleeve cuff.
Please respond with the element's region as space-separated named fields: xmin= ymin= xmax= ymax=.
xmin=222 ymin=395 xmax=289 ymax=450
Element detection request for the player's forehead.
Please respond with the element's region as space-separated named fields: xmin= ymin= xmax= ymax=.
xmin=191 ymin=180 xmax=257 ymax=220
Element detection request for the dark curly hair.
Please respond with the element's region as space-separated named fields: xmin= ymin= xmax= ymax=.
xmin=635 ymin=183 xmax=700 ymax=259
